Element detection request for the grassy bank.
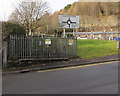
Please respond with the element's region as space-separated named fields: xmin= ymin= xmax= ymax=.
xmin=77 ymin=39 xmax=119 ymax=59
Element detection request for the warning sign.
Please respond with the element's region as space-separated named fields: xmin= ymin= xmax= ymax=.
xmin=45 ymin=39 xmax=51 ymax=45
xmin=68 ymin=39 xmax=73 ymax=45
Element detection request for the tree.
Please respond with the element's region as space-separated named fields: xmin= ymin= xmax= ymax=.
xmin=2 ymin=22 xmax=26 ymax=39
xmin=35 ymin=13 xmax=53 ymax=35
xmin=10 ymin=0 xmax=49 ymax=35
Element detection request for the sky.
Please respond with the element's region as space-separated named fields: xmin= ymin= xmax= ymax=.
xmin=0 ymin=0 xmax=79 ymax=21
xmin=0 ymin=0 xmax=119 ymax=21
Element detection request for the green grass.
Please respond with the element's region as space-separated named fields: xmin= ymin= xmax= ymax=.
xmin=77 ymin=39 xmax=119 ymax=59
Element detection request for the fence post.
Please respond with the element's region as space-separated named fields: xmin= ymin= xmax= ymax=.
xmin=2 ymin=41 xmax=8 ymax=68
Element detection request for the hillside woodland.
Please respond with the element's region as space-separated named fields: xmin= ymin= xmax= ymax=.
xmin=48 ymin=2 xmax=119 ymax=34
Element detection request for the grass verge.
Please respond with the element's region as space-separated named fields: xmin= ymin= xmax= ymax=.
xmin=77 ymin=39 xmax=119 ymax=59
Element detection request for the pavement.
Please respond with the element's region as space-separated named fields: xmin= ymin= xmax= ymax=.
xmin=2 ymin=54 xmax=120 ymax=75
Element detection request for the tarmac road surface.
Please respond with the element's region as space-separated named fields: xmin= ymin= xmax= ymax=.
xmin=3 ymin=61 xmax=118 ymax=94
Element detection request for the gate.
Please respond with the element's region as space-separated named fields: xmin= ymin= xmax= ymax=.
xmin=8 ymin=35 xmax=77 ymax=60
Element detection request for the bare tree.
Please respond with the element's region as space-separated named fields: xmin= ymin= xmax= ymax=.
xmin=10 ymin=0 xmax=49 ymax=35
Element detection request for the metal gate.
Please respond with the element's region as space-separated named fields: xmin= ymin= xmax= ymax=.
xmin=8 ymin=35 xmax=77 ymax=60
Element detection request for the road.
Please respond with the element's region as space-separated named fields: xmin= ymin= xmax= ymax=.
xmin=3 ymin=61 xmax=118 ymax=94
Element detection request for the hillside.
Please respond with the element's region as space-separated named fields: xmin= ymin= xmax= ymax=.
xmin=50 ymin=2 xmax=119 ymax=32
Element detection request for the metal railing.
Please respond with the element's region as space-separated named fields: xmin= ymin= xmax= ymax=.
xmin=8 ymin=35 xmax=77 ymax=60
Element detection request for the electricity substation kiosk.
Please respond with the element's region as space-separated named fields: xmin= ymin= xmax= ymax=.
xmin=58 ymin=15 xmax=80 ymax=37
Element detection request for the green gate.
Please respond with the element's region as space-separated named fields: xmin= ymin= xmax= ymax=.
xmin=8 ymin=35 xmax=77 ymax=60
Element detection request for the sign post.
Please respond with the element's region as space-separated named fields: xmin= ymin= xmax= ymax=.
xmin=73 ymin=29 xmax=75 ymax=36
xmin=63 ymin=28 xmax=66 ymax=37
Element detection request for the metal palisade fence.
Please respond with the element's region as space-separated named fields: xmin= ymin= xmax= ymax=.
xmin=8 ymin=35 xmax=77 ymax=61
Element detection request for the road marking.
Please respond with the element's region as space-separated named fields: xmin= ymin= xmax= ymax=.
xmin=37 ymin=61 xmax=118 ymax=73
